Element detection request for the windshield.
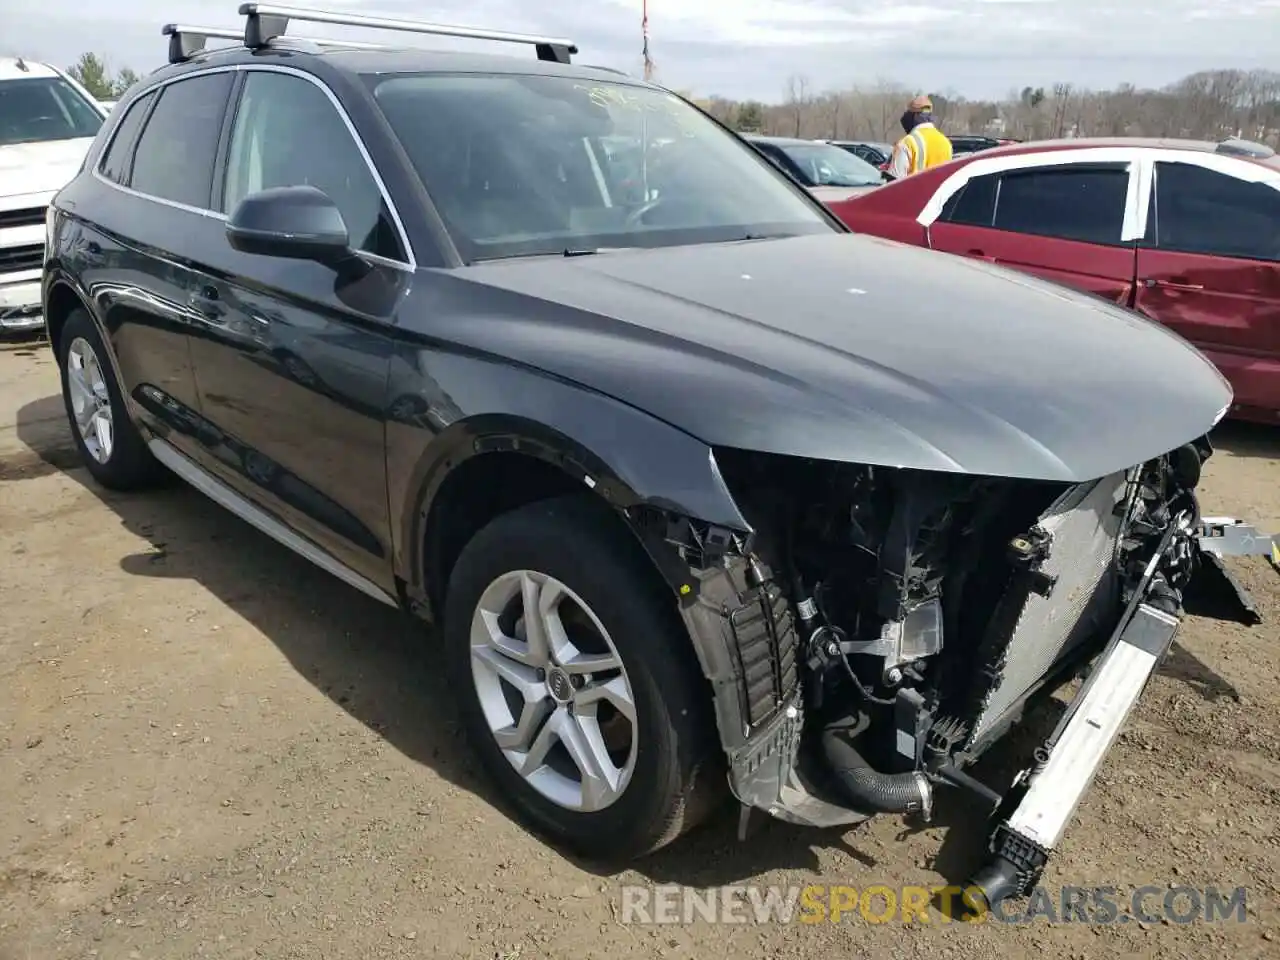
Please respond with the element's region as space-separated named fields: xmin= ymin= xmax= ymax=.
xmin=0 ymin=75 xmax=104 ymax=147
xmin=369 ymin=73 xmax=834 ymax=261
xmin=773 ymin=142 xmax=882 ymax=187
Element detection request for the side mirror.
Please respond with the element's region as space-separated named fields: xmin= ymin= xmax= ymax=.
xmin=226 ymin=185 xmax=350 ymax=264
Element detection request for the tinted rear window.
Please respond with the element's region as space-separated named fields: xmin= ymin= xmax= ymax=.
xmin=991 ymin=165 xmax=1129 ymax=244
xmin=129 ymin=72 xmax=233 ymax=208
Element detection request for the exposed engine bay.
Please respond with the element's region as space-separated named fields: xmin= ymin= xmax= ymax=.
xmin=634 ymin=436 xmax=1217 ymax=906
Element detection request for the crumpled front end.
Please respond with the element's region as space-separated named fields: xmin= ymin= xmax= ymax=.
xmin=635 ymin=434 xmax=1218 ymax=891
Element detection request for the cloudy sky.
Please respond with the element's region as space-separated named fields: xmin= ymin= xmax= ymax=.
xmin=3 ymin=0 xmax=1277 ymax=101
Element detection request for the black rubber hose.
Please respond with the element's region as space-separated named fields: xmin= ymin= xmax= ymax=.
xmin=966 ymin=858 xmax=1024 ymax=912
xmin=820 ymin=720 xmax=932 ymax=816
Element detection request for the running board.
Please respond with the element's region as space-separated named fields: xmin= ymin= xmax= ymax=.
xmin=147 ymin=438 xmax=399 ymax=609
xmin=968 ymin=600 xmax=1179 ymax=906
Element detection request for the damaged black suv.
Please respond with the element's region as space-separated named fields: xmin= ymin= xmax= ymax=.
xmin=44 ymin=4 xmax=1236 ymax=907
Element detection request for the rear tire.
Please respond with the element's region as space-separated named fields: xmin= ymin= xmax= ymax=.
xmin=443 ymin=494 xmax=724 ymax=861
xmin=57 ymin=308 xmax=165 ymax=490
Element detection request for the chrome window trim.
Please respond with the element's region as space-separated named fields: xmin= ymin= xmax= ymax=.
xmin=90 ymin=62 xmax=417 ymax=271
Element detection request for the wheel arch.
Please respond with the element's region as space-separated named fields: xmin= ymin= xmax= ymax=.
xmin=395 ymin=409 xmax=749 ymax=622
xmin=42 ymin=271 xmax=124 ymax=370
xmin=42 ymin=273 xmax=92 ymax=355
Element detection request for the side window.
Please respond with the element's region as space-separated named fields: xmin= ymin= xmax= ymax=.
xmin=222 ymin=71 xmax=405 ymax=262
xmin=129 ymin=73 xmax=233 ymax=208
xmin=1151 ymin=161 xmax=1280 ymax=262
xmin=940 ymin=173 xmax=998 ymax=226
xmin=990 ymin=164 xmax=1129 ymax=244
xmin=97 ymin=91 xmax=155 ymax=185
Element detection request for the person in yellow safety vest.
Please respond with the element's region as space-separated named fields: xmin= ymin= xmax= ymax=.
xmin=886 ymin=94 xmax=953 ymax=180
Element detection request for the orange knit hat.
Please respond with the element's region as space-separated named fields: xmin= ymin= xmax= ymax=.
xmin=907 ymin=94 xmax=933 ymax=112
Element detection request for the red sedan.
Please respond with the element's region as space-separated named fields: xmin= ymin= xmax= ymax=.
xmin=825 ymin=137 xmax=1280 ymax=424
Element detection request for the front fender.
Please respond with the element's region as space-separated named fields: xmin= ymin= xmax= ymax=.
xmin=384 ymin=346 xmax=750 ymax=592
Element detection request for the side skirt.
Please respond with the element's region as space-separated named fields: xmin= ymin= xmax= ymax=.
xmin=147 ymin=437 xmax=400 ymax=610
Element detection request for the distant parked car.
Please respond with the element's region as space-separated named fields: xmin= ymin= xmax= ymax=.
xmin=826 ymin=136 xmax=1280 ymax=423
xmin=948 ymin=135 xmax=1005 ymax=156
xmin=825 ymin=139 xmax=892 ymax=171
xmin=0 ymin=55 xmax=108 ymax=334
xmin=744 ymin=135 xmax=882 ymax=202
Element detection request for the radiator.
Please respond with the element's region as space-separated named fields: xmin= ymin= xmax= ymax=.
xmin=966 ymin=471 xmax=1129 ymax=748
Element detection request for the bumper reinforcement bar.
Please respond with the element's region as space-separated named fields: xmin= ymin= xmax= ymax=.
xmin=967 ymin=520 xmax=1185 ymax=908
xmin=970 ymin=600 xmax=1180 ymax=906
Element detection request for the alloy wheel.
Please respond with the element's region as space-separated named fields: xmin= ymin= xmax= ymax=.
xmin=469 ymin=570 xmax=638 ymax=813
xmin=66 ymin=336 xmax=114 ymax=464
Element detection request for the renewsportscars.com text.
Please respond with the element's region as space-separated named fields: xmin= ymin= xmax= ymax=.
xmin=618 ymin=883 xmax=1249 ymax=926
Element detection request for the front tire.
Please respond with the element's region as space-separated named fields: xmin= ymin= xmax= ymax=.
xmin=57 ymin=308 xmax=164 ymax=490
xmin=444 ymin=495 xmax=724 ymax=861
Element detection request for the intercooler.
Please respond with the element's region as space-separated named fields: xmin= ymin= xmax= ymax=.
xmin=965 ymin=470 xmax=1130 ymax=749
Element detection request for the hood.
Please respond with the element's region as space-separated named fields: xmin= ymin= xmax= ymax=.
xmin=0 ymin=138 xmax=94 ymax=198
xmin=809 ymin=185 xmax=880 ymax=203
xmin=439 ymin=233 xmax=1231 ymax=483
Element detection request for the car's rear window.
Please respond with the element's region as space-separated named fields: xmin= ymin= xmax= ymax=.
xmin=367 ymin=72 xmax=834 ymax=261
xmin=0 ymin=75 xmax=103 ymax=146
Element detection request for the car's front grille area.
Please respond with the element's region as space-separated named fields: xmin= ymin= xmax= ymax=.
xmin=0 ymin=243 xmax=44 ymax=273
xmin=727 ymin=579 xmax=800 ymax=728
xmin=0 ymin=206 xmax=46 ymax=230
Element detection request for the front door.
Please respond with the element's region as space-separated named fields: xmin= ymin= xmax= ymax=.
xmin=1134 ymin=160 xmax=1280 ymax=420
xmin=184 ymin=68 xmax=414 ymax=591
xmin=928 ymin=162 xmax=1139 ymax=305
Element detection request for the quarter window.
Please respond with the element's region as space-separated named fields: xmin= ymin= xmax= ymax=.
xmin=222 ymin=71 xmax=405 ymax=262
xmin=129 ymin=72 xmax=233 ymax=208
xmin=1149 ymin=161 xmax=1280 ymax=262
xmin=97 ymin=91 xmax=155 ymax=185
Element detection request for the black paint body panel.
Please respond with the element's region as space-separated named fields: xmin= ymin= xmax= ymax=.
xmin=43 ymin=42 xmax=1232 ymax=611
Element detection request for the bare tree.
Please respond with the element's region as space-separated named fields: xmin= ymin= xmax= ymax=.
xmin=783 ymin=74 xmax=812 ymax=137
xmin=693 ymin=68 xmax=1280 ymax=148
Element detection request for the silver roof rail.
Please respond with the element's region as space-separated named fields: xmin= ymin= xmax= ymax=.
xmin=162 ymin=22 xmax=392 ymax=64
xmin=239 ymin=3 xmax=578 ymax=63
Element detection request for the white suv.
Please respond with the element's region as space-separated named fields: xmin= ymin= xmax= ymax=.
xmin=0 ymin=56 xmax=106 ymax=333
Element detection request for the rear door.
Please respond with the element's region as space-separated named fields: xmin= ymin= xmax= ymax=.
xmin=1134 ymin=159 xmax=1280 ymax=419
xmin=74 ymin=71 xmax=235 ymax=461
xmin=927 ymin=162 xmax=1139 ymax=304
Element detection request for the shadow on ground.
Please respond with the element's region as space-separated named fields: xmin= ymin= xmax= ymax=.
xmin=9 ymin=393 xmax=1256 ymax=888
xmin=1209 ymin=419 xmax=1280 ymax=462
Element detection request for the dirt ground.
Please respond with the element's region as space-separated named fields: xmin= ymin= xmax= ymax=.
xmin=2 ymin=334 xmax=1278 ymax=960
